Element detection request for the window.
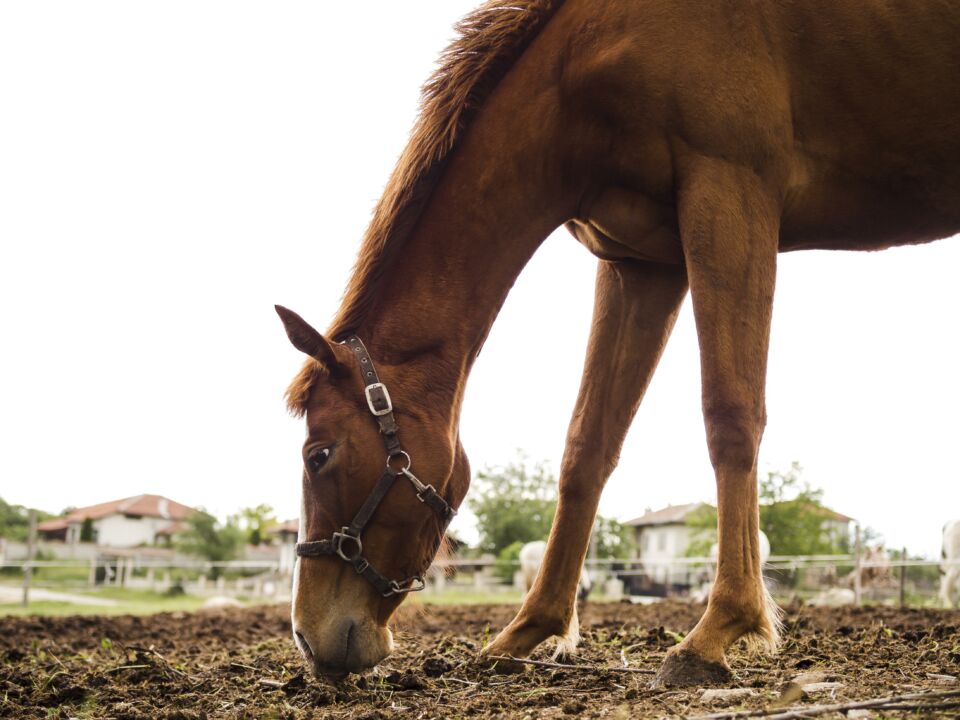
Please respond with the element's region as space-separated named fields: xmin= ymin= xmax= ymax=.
xmin=657 ymin=532 xmax=667 ymax=551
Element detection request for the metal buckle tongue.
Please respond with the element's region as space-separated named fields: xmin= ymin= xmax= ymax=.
xmin=364 ymin=383 xmax=393 ymax=416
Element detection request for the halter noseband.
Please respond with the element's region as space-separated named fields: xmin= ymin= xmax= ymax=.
xmin=294 ymin=336 xmax=456 ymax=597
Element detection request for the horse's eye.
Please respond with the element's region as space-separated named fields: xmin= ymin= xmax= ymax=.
xmin=307 ymin=447 xmax=331 ymax=473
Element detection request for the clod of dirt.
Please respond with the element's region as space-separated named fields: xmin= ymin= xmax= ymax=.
xmin=384 ymin=671 xmax=424 ymax=690
xmin=354 ymin=712 xmax=387 ymax=720
xmin=281 ymin=673 xmax=306 ymax=692
xmin=562 ymin=699 xmax=587 ymax=714
xmin=423 ymin=656 xmax=453 ymax=677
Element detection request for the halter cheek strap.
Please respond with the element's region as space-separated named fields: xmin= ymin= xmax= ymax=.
xmin=295 ymin=336 xmax=456 ymax=597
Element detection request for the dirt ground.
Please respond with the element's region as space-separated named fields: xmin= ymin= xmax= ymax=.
xmin=2 ymin=600 xmax=959 ymax=719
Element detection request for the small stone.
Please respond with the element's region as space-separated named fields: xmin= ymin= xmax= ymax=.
xmin=773 ymin=681 xmax=804 ymax=707
xmin=792 ymin=671 xmax=828 ymax=686
xmin=699 ymin=688 xmax=757 ymax=705
xmin=802 ymin=681 xmax=844 ymax=693
xmin=846 ymin=710 xmax=873 ymax=719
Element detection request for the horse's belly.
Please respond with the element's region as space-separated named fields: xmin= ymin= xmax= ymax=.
xmin=780 ymin=170 xmax=960 ymax=251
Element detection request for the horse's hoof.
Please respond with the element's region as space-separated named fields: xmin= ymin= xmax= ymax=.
xmin=476 ymin=653 xmax=526 ymax=674
xmin=651 ymin=648 xmax=733 ymax=688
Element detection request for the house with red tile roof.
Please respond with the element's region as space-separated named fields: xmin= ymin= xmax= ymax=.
xmin=37 ymin=494 xmax=196 ymax=548
xmin=625 ymin=501 xmax=856 ymax=589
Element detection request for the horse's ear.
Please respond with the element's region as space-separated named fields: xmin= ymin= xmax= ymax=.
xmin=275 ymin=305 xmax=340 ymax=369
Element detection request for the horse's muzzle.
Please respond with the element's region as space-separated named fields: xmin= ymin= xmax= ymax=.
xmin=292 ymin=616 xmax=392 ymax=676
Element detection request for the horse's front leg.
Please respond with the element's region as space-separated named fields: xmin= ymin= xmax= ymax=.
xmin=653 ymin=159 xmax=783 ymax=687
xmin=483 ymin=257 xmax=687 ymax=663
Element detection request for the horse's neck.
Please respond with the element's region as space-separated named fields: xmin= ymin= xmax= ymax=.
xmin=354 ymin=57 xmax=575 ymax=412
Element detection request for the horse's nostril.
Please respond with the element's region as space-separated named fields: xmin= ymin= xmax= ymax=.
xmin=294 ymin=631 xmax=314 ymax=663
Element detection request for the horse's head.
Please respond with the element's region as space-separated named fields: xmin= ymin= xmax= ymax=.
xmin=276 ymin=306 xmax=467 ymax=677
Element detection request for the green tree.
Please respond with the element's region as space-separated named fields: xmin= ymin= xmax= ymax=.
xmin=468 ymin=454 xmax=558 ymax=555
xmin=239 ymin=504 xmax=276 ymax=546
xmin=0 ymin=497 xmax=54 ymax=541
xmin=592 ymin=516 xmax=636 ymax=560
xmin=177 ymin=510 xmax=245 ymax=577
xmin=494 ymin=540 xmax=526 ymax=582
xmin=683 ymin=504 xmax=719 ymax=557
xmin=80 ymin=517 xmax=95 ymax=543
xmin=467 ymin=454 xmax=628 ymax=559
xmin=683 ymin=463 xmax=847 ymax=557
xmin=759 ymin=462 xmax=844 ymax=555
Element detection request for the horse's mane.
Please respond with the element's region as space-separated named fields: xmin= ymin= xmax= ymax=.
xmin=286 ymin=0 xmax=565 ymax=416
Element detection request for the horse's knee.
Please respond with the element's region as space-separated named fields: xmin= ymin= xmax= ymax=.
xmin=702 ymin=402 xmax=765 ymax=472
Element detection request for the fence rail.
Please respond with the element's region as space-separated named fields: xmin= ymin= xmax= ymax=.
xmin=3 ymin=554 xmax=956 ymax=607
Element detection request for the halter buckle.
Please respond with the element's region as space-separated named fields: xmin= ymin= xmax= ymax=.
xmin=415 ymin=483 xmax=438 ymax=504
xmin=384 ymin=575 xmax=426 ymax=597
xmin=332 ymin=529 xmax=363 ymax=563
xmin=364 ymin=383 xmax=393 ymax=416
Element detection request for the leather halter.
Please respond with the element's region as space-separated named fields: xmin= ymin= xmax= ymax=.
xmin=294 ymin=336 xmax=456 ymax=597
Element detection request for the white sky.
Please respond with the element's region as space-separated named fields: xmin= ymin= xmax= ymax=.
xmin=2 ymin=2 xmax=958 ymax=558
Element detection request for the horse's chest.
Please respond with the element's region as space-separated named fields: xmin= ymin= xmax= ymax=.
xmin=574 ymin=187 xmax=683 ymax=264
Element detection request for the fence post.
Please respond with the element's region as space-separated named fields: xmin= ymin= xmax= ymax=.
xmin=853 ymin=524 xmax=862 ymax=606
xmin=899 ymin=546 xmax=907 ymax=608
xmin=22 ymin=510 xmax=37 ymax=606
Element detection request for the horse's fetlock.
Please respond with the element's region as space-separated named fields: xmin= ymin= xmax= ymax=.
xmin=513 ymin=606 xmax=568 ymax=639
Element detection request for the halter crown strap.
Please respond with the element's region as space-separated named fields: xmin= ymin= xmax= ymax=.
xmin=343 ymin=336 xmax=401 ymax=452
xmin=294 ymin=335 xmax=455 ymax=597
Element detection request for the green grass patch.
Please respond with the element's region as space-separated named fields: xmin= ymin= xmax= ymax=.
xmin=0 ymin=597 xmax=205 ymax=617
xmin=413 ymin=589 xmax=523 ymax=605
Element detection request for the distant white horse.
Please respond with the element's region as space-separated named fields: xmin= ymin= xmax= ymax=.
xmin=692 ymin=530 xmax=771 ymax=602
xmin=941 ymin=520 xmax=960 ymax=607
xmin=519 ymin=540 xmax=592 ymax=601
xmin=710 ymin=530 xmax=771 ymax=571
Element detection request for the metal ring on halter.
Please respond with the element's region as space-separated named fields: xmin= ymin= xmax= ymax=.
xmin=386 ymin=450 xmax=412 ymax=474
xmin=332 ymin=529 xmax=363 ymax=563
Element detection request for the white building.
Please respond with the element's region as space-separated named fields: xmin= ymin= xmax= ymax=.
xmin=268 ymin=519 xmax=300 ymax=575
xmin=37 ymin=494 xmax=194 ymax=548
xmin=626 ymin=503 xmax=708 ymax=586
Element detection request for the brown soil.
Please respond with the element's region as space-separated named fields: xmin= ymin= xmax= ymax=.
xmin=2 ymin=601 xmax=959 ymax=719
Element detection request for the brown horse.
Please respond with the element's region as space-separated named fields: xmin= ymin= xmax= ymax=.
xmin=277 ymin=0 xmax=960 ymax=685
